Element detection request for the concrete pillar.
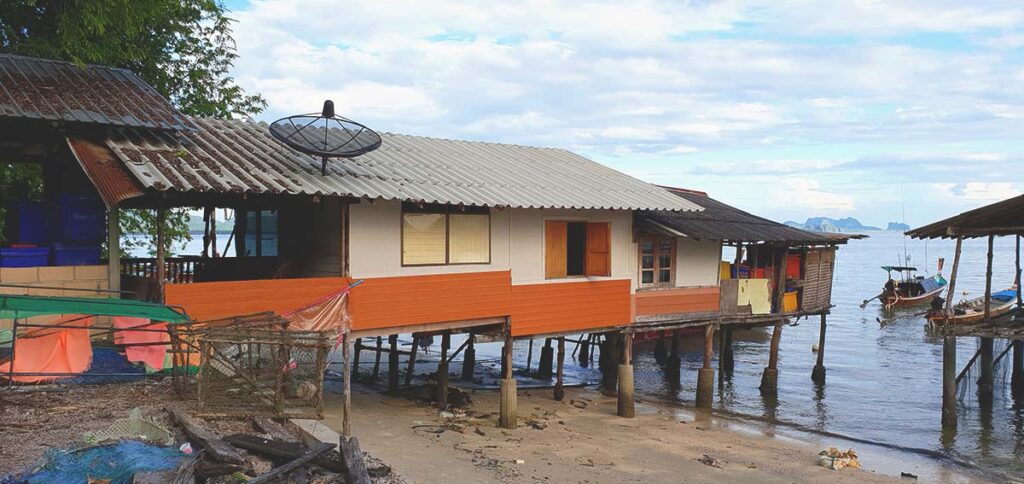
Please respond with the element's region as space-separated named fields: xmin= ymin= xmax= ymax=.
xmin=696 ymin=324 xmax=715 ymax=409
xmin=617 ymin=333 xmax=635 ymax=418
xmin=499 ymin=329 xmax=517 ymax=429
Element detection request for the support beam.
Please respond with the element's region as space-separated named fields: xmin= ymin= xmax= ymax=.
xmin=371 ymin=337 xmax=382 ymax=381
xmin=1012 ymin=341 xmax=1024 ymax=400
xmin=107 ymin=206 xmax=121 ymax=294
xmin=499 ymin=328 xmax=517 ymax=429
xmin=555 ymin=337 xmax=566 ymax=401
xmin=654 ymin=334 xmax=668 ymax=366
xmin=578 ymin=336 xmax=590 ymax=366
xmin=352 ymin=338 xmax=362 ymax=377
xmin=342 ymin=331 xmax=353 ymax=437
xmin=696 ymin=324 xmax=715 ymax=409
xmin=404 ymin=334 xmax=419 ymax=386
xmin=437 ymin=332 xmax=450 ymax=408
xmin=984 ymin=235 xmax=994 ymax=323
xmin=978 ymin=337 xmax=994 ymax=403
xmin=155 ymin=207 xmax=166 ymax=300
xmin=461 ymin=334 xmax=476 ymax=381
xmin=759 ymin=322 xmax=782 ymax=396
xmin=617 ymin=333 xmax=635 ymax=418
xmin=600 ymin=332 xmax=620 ymax=392
xmin=720 ymin=328 xmax=734 ymax=379
xmin=387 ymin=334 xmax=399 ymax=393
xmin=537 ymin=338 xmax=554 ymax=379
xmin=941 ymin=237 xmax=962 ymax=429
xmin=812 ymin=313 xmax=827 ymax=383
xmin=665 ymin=330 xmax=681 ymax=381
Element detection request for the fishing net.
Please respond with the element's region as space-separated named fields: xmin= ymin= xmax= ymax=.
xmin=3 ymin=441 xmax=182 ymax=484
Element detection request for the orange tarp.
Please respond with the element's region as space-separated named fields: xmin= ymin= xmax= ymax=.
xmin=113 ymin=316 xmax=169 ymax=370
xmin=0 ymin=316 xmax=93 ymax=383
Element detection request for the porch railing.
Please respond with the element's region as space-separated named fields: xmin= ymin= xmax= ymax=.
xmin=121 ymin=257 xmax=206 ymax=284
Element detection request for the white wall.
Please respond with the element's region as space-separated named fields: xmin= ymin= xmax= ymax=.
xmin=347 ymin=201 xmax=634 ymax=290
xmin=675 ymin=237 xmax=722 ymax=287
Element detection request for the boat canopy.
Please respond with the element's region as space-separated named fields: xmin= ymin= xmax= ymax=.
xmin=0 ymin=294 xmax=189 ymax=322
xmin=881 ymin=266 xmax=917 ymax=272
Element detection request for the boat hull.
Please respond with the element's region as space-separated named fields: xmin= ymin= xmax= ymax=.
xmin=883 ymin=285 xmax=946 ymax=309
xmin=928 ymin=291 xmax=1017 ymax=325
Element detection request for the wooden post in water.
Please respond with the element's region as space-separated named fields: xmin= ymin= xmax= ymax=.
xmin=617 ymin=332 xmax=635 ymax=418
xmin=555 ymin=337 xmax=566 ymax=401
xmin=812 ymin=313 xmax=827 ymax=383
xmin=371 ymin=337 xmax=382 ymax=381
xmin=578 ymin=335 xmax=590 ymax=365
xmin=404 ymin=334 xmax=419 ymax=386
xmin=760 ymin=321 xmax=783 ymax=396
xmin=437 ymin=332 xmax=450 ymax=408
xmin=666 ymin=330 xmax=681 ymax=379
xmin=942 ymin=236 xmax=963 ymax=429
xmin=499 ymin=327 xmax=517 ymax=429
xmin=1016 ymin=235 xmax=1022 ymax=310
xmin=718 ymin=327 xmax=733 ymax=385
xmin=537 ymin=338 xmax=554 ymax=379
xmin=979 ymin=235 xmax=995 ymax=403
xmin=696 ymin=323 xmax=715 ymax=409
xmin=352 ymin=338 xmax=362 ymax=377
xmin=1012 ymin=341 xmax=1024 ymax=400
xmin=387 ymin=334 xmax=400 ymax=393
xmin=461 ymin=334 xmax=476 ymax=381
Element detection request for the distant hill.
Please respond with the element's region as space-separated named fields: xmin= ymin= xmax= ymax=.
xmin=784 ymin=217 xmax=880 ymax=233
xmin=886 ymin=222 xmax=910 ymax=231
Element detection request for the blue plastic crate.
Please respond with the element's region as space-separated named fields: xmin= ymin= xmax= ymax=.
xmin=3 ymin=201 xmax=47 ymax=244
xmin=54 ymin=195 xmax=104 ymax=243
xmin=0 ymin=246 xmax=50 ymax=267
xmin=52 ymin=243 xmax=101 ymax=266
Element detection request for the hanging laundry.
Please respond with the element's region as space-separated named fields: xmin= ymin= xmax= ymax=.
xmin=0 ymin=315 xmax=94 ymax=383
xmin=113 ymin=316 xmax=169 ymax=371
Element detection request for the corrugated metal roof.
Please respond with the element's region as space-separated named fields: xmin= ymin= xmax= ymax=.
xmin=907 ymin=194 xmax=1024 ymax=239
xmin=66 ymin=137 xmax=146 ymax=207
xmin=0 ymin=54 xmax=195 ymax=131
xmin=103 ymin=117 xmax=701 ymax=211
xmin=638 ymin=187 xmax=844 ymax=244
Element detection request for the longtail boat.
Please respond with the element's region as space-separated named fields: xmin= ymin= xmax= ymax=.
xmin=879 ymin=265 xmax=947 ymax=309
xmin=927 ymin=286 xmax=1018 ymax=325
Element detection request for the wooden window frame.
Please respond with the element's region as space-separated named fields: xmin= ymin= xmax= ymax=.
xmin=638 ymin=236 xmax=675 ymax=289
xmin=400 ymin=203 xmax=491 ymax=267
xmin=545 ymin=220 xmax=612 ymax=279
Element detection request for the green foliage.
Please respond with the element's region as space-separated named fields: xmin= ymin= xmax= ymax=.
xmin=0 ymin=0 xmax=264 ymax=254
xmin=119 ymin=209 xmax=194 ymax=257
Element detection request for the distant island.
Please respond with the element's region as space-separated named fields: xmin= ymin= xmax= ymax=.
xmin=784 ymin=217 xmax=908 ymax=233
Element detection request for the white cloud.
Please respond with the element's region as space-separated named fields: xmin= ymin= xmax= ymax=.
xmin=774 ymin=178 xmax=856 ymax=212
xmin=934 ymin=182 xmax=1022 ymax=202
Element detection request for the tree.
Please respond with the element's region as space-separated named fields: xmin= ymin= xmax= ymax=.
xmin=0 ymin=0 xmax=265 ymax=254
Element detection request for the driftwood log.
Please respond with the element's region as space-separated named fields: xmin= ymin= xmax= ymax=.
xmin=254 ymin=417 xmax=300 ymax=442
xmin=168 ymin=409 xmax=245 ymax=464
xmin=225 ymin=433 xmax=345 ymax=473
xmin=248 ymin=443 xmax=335 ymax=484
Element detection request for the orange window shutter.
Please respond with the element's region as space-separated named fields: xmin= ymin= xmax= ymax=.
xmin=545 ymin=221 xmax=567 ymax=279
xmin=585 ymin=222 xmax=611 ymax=277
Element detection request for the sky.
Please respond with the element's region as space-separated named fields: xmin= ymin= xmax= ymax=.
xmin=222 ymin=0 xmax=1024 ymax=228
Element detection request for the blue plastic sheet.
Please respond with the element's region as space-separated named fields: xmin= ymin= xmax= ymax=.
xmin=2 ymin=441 xmax=183 ymax=484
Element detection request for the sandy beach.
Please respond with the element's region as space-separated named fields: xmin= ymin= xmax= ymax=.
xmin=324 ymin=382 xmax=991 ymax=484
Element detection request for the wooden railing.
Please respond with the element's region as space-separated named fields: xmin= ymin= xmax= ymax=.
xmin=121 ymin=257 xmax=206 ymax=284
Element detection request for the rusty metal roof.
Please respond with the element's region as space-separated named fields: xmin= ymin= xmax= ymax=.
xmin=907 ymin=194 xmax=1024 ymax=239
xmin=66 ymin=137 xmax=146 ymax=207
xmin=638 ymin=187 xmax=845 ymax=244
xmin=103 ymin=117 xmax=701 ymax=211
xmin=0 ymin=54 xmax=195 ymax=131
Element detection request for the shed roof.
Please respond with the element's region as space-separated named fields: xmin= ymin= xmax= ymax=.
xmin=637 ymin=187 xmax=848 ymax=244
xmin=0 ymin=54 xmax=195 ymax=131
xmin=906 ymin=194 xmax=1024 ymax=239
xmin=103 ymin=117 xmax=701 ymax=211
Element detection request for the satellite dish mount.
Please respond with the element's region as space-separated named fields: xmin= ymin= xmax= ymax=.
xmin=269 ymin=100 xmax=383 ymax=175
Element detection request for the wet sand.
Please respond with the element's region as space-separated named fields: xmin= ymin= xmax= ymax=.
xmin=323 ymin=383 xmax=989 ymax=483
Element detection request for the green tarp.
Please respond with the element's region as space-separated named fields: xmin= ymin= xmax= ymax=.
xmin=0 ymin=295 xmax=188 ymax=323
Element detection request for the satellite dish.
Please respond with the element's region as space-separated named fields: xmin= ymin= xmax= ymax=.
xmin=269 ymin=100 xmax=382 ymax=175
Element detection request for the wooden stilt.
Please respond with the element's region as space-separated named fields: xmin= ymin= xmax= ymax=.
xmin=1016 ymin=235 xmax=1022 ymax=310
xmin=721 ymin=328 xmax=734 ymax=372
xmin=342 ymin=331 xmax=353 ymax=437
xmin=696 ymin=324 xmax=715 ymax=408
xmin=600 ymin=332 xmax=621 ymax=392
xmin=404 ymin=334 xmax=419 ymax=386
xmin=352 ymin=338 xmax=362 ymax=377
xmin=666 ymin=330 xmax=681 ymax=379
xmin=525 ymin=338 xmax=534 ymax=373
xmin=1012 ymin=341 xmax=1024 ymax=400
xmin=979 ymin=337 xmax=994 ymax=402
xmin=554 ymin=337 xmax=565 ymax=401
xmin=811 ymin=313 xmax=827 ymax=383
xmin=578 ymin=336 xmax=590 ymax=366
xmin=617 ymin=333 xmax=635 ymax=417
xmin=387 ymin=334 xmax=399 ymax=393
xmin=537 ymin=338 xmax=554 ymax=379
xmin=984 ymin=235 xmax=994 ymax=322
xmin=654 ymin=334 xmax=668 ymax=366
xmin=461 ymin=334 xmax=476 ymax=381
xmin=155 ymin=207 xmax=166 ymax=301
xmin=437 ymin=332 xmax=450 ymax=408
xmin=499 ymin=327 xmax=517 ymax=429
xmin=107 ymin=206 xmax=121 ymax=295
xmin=942 ymin=237 xmax=962 ymax=429
xmin=759 ymin=322 xmax=782 ymax=396
xmin=371 ymin=337 xmax=382 ymax=381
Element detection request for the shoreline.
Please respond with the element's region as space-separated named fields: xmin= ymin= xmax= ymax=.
xmin=322 ymin=382 xmax=998 ymax=483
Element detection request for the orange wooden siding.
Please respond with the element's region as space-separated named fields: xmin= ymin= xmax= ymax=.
xmin=510 ymin=279 xmax=631 ymax=336
xmin=634 ymin=286 xmax=720 ymax=317
xmin=165 ymin=277 xmax=349 ymax=322
xmin=348 ymin=271 xmax=512 ymax=331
